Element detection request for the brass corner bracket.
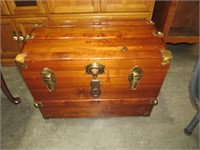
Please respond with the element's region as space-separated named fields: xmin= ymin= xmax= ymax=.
xmin=150 ymin=99 xmax=159 ymax=105
xmin=25 ymin=34 xmax=35 ymax=40
xmin=161 ymin=49 xmax=173 ymax=66
xmin=145 ymin=20 xmax=155 ymax=25
xmin=15 ymin=53 xmax=27 ymax=69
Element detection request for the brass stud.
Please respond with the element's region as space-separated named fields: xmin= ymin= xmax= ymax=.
xmin=143 ymin=112 xmax=150 ymax=116
xmin=153 ymin=31 xmax=163 ymax=37
xmin=146 ymin=20 xmax=155 ymax=25
xmin=33 ymin=102 xmax=43 ymax=108
xmin=150 ymin=99 xmax=159 ymax=105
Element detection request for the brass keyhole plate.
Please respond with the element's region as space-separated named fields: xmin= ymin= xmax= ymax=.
xmin=85 ymin=63 xmax=105 ymax=76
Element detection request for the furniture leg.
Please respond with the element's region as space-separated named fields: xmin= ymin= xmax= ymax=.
xmin=1 ymin=73 xmax=21 ymax=104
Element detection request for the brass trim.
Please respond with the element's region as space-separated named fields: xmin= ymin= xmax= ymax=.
xmin=145 ymin=20 xmax=155 ymax=25
xmin=85 ymin=63 xmax=105 ymax=79
xmin=15 ymin=53 xmax=27 ymax=69
xmin=150 ymin=99 xmax=159 ymax=105
xmin=34 ymin=24 xmax=43 ymax=27
xmin=161 ymin=49 xmax=173 ymax=66
xmin=34 ymin=102 xmax=43 ymax=108
xmin=153 ymin=31 xmax=163 ymax=37
xmin=25 ymin=34 xmax=35 ymax=40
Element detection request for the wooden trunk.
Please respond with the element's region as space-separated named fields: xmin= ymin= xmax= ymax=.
xmin=15 ymin=19 xmax=172 ymax=118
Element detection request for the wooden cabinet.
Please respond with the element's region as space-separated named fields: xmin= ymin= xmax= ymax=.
xmin=5 ymin=0 xmax=46 ymax=15
xmin=1 ymin=19 xmax=20 ymax=66
xmin=1 ymin=0 xmax=10 ymax=15
xmin=46 ymin=0 xmax=154 ymax=14
xmin=100 ymin=0 xmax=155 ymax=19
xmin=13 ymin=17 xmax=48 ymax=38
xmin=46 ymin=0 xmax=100 ymax=13
xmin=1 ymin=0 xmax=47 ymax=66
xmin=1 ymin=17 xmax=48 ymax=66
xmin=153 ymin=1 xmax=199 ymax=44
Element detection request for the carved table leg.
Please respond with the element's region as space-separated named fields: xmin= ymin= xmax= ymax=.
xmin=1 ymin=73 xmax=21 ymax=104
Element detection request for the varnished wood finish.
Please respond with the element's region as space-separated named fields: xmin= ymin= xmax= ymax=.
xmin=1 ymin=18 xmax=20 ymax=66
xmin=1 ymin=1 xmax=155 ymax=66
xmin=1 ymin=0 xmax=10 ymax=15
xmin=39 ymin=99 xmax=153 ymax=118
xmin=45 ymin=0 xmax=154 ymax=20
xmin=17 ymin=19 xmax=170 ymax=118
xmin=46 ymin=0 xmax=100 ymax=13
xmin=48 ymin=13 xmax=151 ymax=22
xmin=100 ymin=0 xmax=155 ymax=19
xmin=13 ymin=17 xmax=48 ymax=40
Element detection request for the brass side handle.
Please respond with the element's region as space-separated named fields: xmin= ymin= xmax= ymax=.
xmin=41 ymin=68 xmax=56 ymax=91
xmin=128 ymin=66 xmax=143 ymax=90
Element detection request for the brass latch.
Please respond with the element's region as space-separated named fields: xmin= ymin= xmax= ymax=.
xmin=90 ymin=79 xmax=101 ymax=98
xmin=128 ymin=66 xmax=143 ymax=90
xmin=86 ymin=63 xmax=104 ymax=98
xmin=41 ymin=68 xmax=56 ymax=91
xmin=161 ymin=49 xmax=173 ymax=66
xmin=15 ymin=53 xmax=27 ymax=69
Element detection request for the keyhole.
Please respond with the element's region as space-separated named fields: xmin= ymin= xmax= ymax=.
xmin=91 ymin=68 xmax=99 ymax=75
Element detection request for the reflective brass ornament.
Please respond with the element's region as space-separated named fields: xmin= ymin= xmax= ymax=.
xmin=161 ymin=49 xmax=173 ymax=66
xmin=85 ymin=63 xmax=105 ymax=78
xmin=86 ymin=63 xmax=104 ymax=97
xmin=150 ymin=99 xmax=159 ymax=105
xmin=41 ymin=68 xmax=56 ymax=91
xmin=153 ymin=31 xmax=163 ymax=37
xmin=15 ymin=53 xmax=27 ymax=69
xmin=25 ymin=34 xmax=35 ymax=40
xmin=145 ymin=20 xmax=155 ymax=25
xmin=90 ymin=79 xmax=101 ymax=98
xmin=34 ymin=102 xmax=43 ymax=108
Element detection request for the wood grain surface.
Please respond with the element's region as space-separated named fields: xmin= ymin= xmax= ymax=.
xmin=39 ymin=98 xmax=153 ymax=118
